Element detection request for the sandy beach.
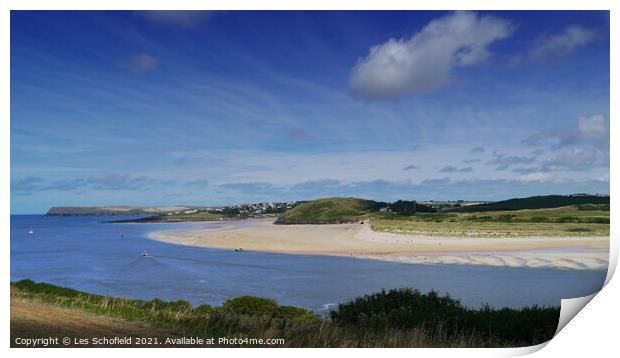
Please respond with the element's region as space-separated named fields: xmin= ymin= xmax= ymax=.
xmin=149 ymin=219 xmax=609 ymax=270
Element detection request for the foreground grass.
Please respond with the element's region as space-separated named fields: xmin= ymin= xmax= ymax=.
xmin=373 ymin=205 xmax=609 ymax=237
xmin=11 ymin=280 xmax=559 ymax=347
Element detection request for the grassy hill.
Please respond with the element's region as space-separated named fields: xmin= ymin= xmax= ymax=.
xmin=445 ymin=195 xmax=609 ymax=213
xmin=275 ymin=197 xmax=382 ymax=224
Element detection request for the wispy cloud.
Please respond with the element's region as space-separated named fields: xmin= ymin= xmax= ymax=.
xmin=349 ymin=11 xmax=514 ymax=99
xmin=402 ymin=164 xmax=418 ymax=171
xmin=183 ymin=179 xmax=210 ymax=187
xmin=514 ymin=146 xmax=609 ymax=174
xmin=11 ymin=176 xmax=44 ymax=193
xmin=529 ymin=25 xmax=596 ymax=61
xmin=11 ymin=174 xmax=158 ymax=193
xmin=213 ymin=177 xmax=608 ymax=203
xmin=118 ymin=53 xmax=158 ymax=73
xmin=439 ymin=165 xmax=473 ymax=173
xmin=135 ymin=11 xmax=214 ymax=28
xmin=487 ymin=150 xmax=535 ymax=171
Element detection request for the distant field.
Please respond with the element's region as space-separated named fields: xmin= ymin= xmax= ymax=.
xmin=373 ymin=205 xmax=610 ymax=237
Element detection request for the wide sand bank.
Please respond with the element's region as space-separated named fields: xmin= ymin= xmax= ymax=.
xmin=149 ymin=219 xmax=608 ymax=270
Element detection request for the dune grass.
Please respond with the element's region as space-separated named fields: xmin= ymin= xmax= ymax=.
xmin=11 ymin=280 xmax=558 ymax=347
xmin=372 ymin=205 xmax=609 ymax=237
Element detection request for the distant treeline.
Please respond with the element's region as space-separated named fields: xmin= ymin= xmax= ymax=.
xmin=446 ymin=195 xmax=609 ymax=213
xmin=388 ymin=200 xmax=437 ymax=214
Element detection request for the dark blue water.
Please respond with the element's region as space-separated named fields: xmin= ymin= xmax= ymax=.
xmin=10 ymin=215 xmax=607 ymax=311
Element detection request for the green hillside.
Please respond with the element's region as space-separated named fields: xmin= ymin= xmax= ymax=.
xmin=275 ymin=197 xmax=382 ymax=224
xmin=446 ymin=195 xmax=609 ymax=213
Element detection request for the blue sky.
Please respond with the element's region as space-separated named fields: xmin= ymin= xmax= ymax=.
xmin=11 ymin=10 xmax=610 ymax=214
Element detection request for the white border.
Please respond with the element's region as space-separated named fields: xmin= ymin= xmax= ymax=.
xmin=2 ymin=1 xmax=617 ymax=358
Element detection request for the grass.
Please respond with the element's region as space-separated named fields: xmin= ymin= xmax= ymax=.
xmin=11 ymin=280 xmax=559 ymax=347
xmin=372 ymin=205 xmax=609 ymax=237
xmin=275 ymin=197 xmax=380 ymax=224
xmin=152 ymin=210 xmax=229 ymax=222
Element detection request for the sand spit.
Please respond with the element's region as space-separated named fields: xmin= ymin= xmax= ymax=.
xmin=149 ymin=220 xmax=609 ymax=270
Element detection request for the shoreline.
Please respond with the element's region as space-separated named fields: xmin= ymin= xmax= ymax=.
xmin=148 ymin=219 xmax=609 ymax=270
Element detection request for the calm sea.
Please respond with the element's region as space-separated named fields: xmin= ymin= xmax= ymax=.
xmin=10 ymin=215 xmax=607 ymax=312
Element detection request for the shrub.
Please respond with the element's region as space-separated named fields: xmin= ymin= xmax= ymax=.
xmin=555 ymin=216 xmax=579 ymax=223
xmin=496 ymin=215 xmax=515 ymax=222
xmin=221 ymin=296 xmax=280 ymax=316
xmin=330 ymin=288 xmax=559 ymax=345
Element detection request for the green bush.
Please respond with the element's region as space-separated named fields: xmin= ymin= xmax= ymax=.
xmin=13 ymin=279 xmax=82 ymax=298
xmin=496 ymin=215 xmax=515 ymax=222
xmin=330 ymin=288 xmax=559 ymax=345
xmin=555 ymin=216 xmax=579 ymax=223
xmin=221 ymin=296 xmax=279 ymax=316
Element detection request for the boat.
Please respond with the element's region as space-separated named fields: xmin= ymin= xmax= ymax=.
xmin=235 ymin=247 xmax=244 ymax=252
xmin=27 ymin=229 xmax=34 ymax=235
xmin=142 ymin=252 xmax=150 ymax=257
xmin=120 ymin=231 xmax=124 ymax=238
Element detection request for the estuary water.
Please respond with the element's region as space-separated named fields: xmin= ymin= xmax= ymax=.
xmin=10 ymin=215 xmax=607 ymax=312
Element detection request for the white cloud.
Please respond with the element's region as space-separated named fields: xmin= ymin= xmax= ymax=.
xmin=349 ymin=11 xmax=514 ymax=99
xmin=528 ymin=25 xmax=596 ymax=61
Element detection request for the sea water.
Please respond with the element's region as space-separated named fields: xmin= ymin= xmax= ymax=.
xmin=10 ymin=215 xmax=607 ymax=312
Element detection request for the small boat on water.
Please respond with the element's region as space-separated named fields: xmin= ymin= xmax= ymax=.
xmin=142 ymin=252 xmax=151 ymax=257
xmin=235 ymin=247 xmax=244 ymax=252
xmin=120 ymin=231 xmax=124 ymax=238
xmin=27 ymin=229 xmax=34 ymax=235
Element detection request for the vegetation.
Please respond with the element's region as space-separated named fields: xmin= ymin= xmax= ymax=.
xmin=46 ymin=206 xmax=198 ymax=216
xmin=275 ymin=197 xmax=385 ymax=224
xmin=446 ymin=195 xmax=609 ymax=213
xmin=11 ymin=280 xmax=558 ymax=347
xmin=372 ymin=205 xmax=609 ymax=237
xmin=111 ymin=210 xmax=229 ymax=223
xmin=331 ymin=289 xmax=559 ymax=345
